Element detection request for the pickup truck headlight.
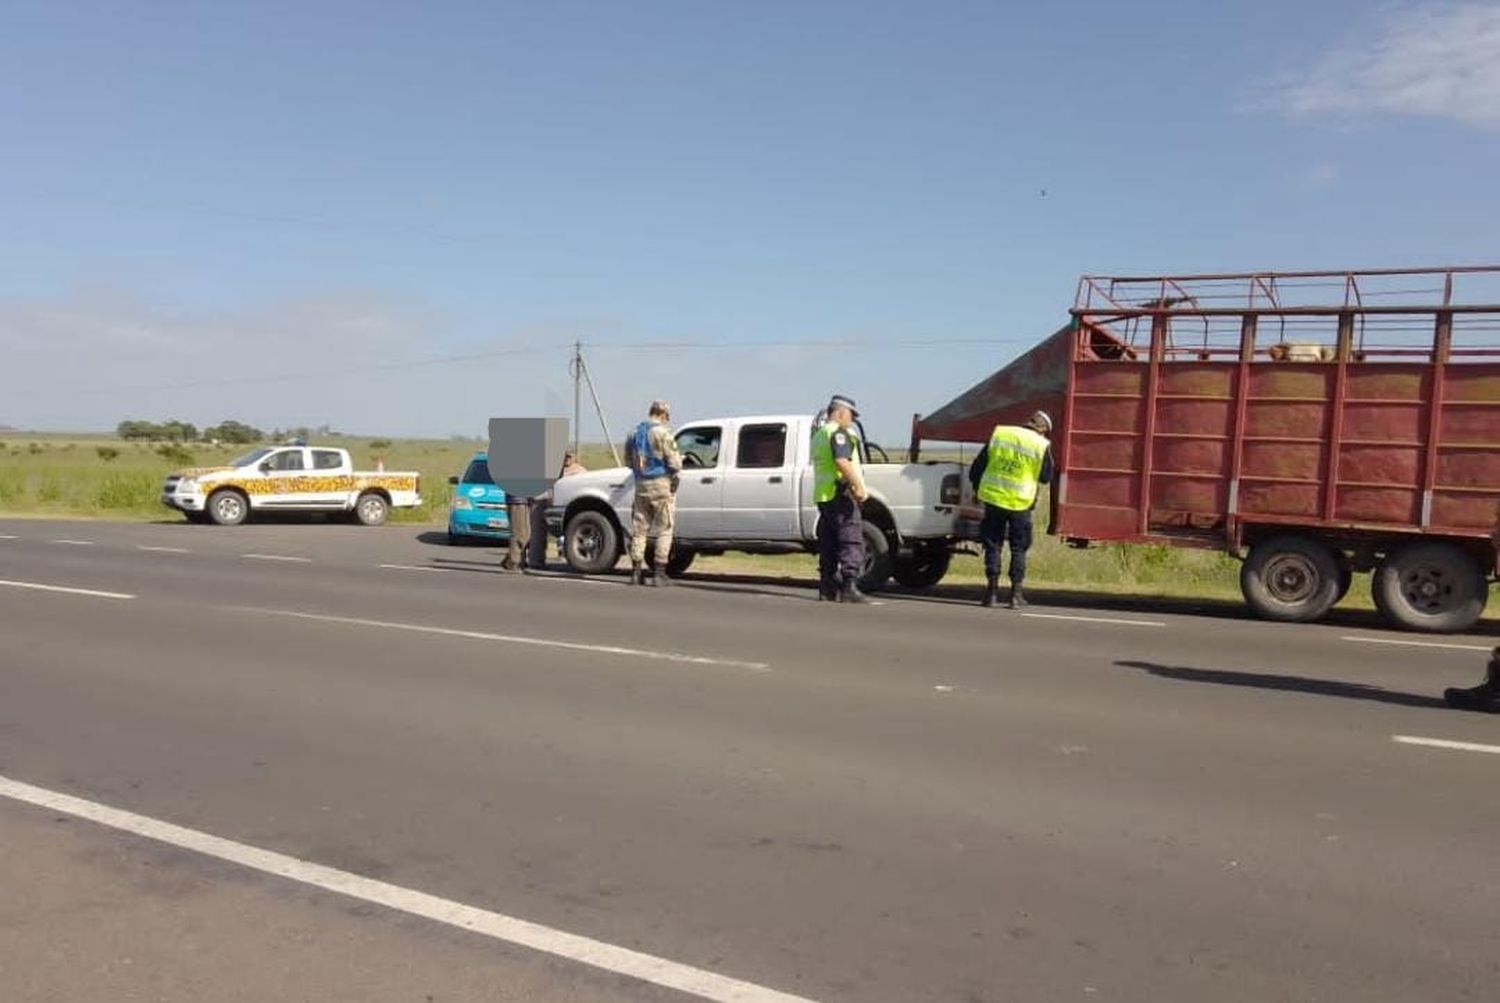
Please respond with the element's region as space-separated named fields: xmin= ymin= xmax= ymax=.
xmin=452 ymin=496 xmax=472 ymax=510
xmin=178 ymin=478 xmax=199 ymax=493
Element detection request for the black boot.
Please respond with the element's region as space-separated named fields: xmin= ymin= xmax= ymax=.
xmin=1008 ymin=584 xmax=1028 ymax=610
xmin=839 ymin=578 xmax=869 ymax=605
xmin=981 ymin=576 xmax=999 ymax=608
xmin=653 ymin=569 xmax=672 ymax=587
xmin=818 ymin=580 xmax=839 ymax=602
xmin=1444 ymin=649 xmax=1500 ymax=712
xmin=630 ymin=561 xmax=645 ymax=586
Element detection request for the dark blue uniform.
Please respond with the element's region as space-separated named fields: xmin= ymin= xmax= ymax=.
xmin=969 ymin=444 xmax=1054 ymax=587
xmin=817 ymin=428 xmax=864 ymax=593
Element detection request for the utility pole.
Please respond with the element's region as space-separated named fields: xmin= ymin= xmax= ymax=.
xmin=571 ymin=341 xmax=582 ymax=456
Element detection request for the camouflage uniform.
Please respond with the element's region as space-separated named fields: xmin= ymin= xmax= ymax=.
xmin=628 ymin=420 xmax=682 ymax=569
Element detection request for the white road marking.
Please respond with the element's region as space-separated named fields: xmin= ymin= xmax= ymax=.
xmin=138 ymin=545 xmax=191 ymax=554
xmin=0 ymin=773 xmax=819 ymax=1003
xmin=0 ymin=578 xmax=135 ymax=600
xmin=231 ymin=607 xmax=772 ymax=671
xmin=377 ymin=563 xmax=443 ymax=572
xmin=242 ymin=554 xmax=313 ymax=563
xmin=1393 ymin=735 xmax=1500 ymax=756
xmin=1021 ymin=612 xmax=1165 ymax=627
xmin=0 ymin=534 xmax=18 ymax=540
xmin=1343 ymin=636 xmax=1490 ymax=653
xmin=49 ymin=539 xmax=94 ymax=546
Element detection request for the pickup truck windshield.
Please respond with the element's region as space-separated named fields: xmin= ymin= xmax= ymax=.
xmin=229 ymin=448 xmax=274 ymax=468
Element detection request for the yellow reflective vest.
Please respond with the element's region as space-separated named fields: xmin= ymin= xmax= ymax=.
xmin=977 ymin=424 xmax=1049 ymax=510
xmin=812 ymin=421 xmax=861 ymax=504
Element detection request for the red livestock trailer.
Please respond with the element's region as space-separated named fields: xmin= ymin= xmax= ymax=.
xmin=915 ymin=267 xmax=1500 ymax=633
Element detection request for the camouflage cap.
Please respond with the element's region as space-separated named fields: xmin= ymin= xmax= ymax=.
xmin=649 ymin=399 xmax=671 ymax=417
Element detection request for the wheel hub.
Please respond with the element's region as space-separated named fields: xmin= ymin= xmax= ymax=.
xmin=1265 ymin=553 xmax=1318 ymax=604
xmin=1403 ymin=566 xmax=1453 ymax=612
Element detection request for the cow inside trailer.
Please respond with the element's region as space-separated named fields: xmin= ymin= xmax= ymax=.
xmin=915 ymin=267 xmax=1500 ymax=633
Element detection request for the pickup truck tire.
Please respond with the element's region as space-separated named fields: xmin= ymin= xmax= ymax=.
xmin=1240 ymin=535 xmax=1341 ymax=623
xmin=859 ymin=523 xmax=894 ymax=592
xmin=665 ymin=549 xmax=696 ymax=578
xmin=1372 ymin=541 xmax=1487 ymax=633
xmin=206 ymin=489 xmax=249 ymax=527
xmin=565 ymin=510 xmax=622 ymax=574
xmin=893 ymin=544 xmax=951 ymax=589
xmin=355 ymin=492 xmax=389 ymax=527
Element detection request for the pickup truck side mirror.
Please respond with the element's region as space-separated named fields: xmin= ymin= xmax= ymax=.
xmin=448 ymin=475 xmax=459 ymax=485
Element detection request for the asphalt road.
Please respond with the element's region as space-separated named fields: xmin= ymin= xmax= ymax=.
xmin=1 ymin=517 xmax=1497 ymax=1002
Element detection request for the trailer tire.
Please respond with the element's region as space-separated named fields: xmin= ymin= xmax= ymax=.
xmin=1372 ymin=541 xmax=1487 ymax=634
xmin=859 ymin=522 xmax=893 ymax=592
xmin=1241 ymin=535 xmax=1342 ymax=623
xmin=892 ymin=543 xmax=951 ymax=589
xmin=564 ymin=509 xmax=621 ymax=575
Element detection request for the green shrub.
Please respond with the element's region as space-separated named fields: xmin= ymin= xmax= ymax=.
xmin=155 ymin=443 xmax=195 ymax=466
xmin=93 ymin=472 xmax=157 ymax=510
xmin=369 ymin=439 xmax=392 ymax=451
xmin=28 ymin=442 xmax=43 ymax=455
xmin=97 ymin=446 xmax=121 ymax=462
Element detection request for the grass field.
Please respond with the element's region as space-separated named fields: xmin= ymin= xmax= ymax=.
xmin=1 ymin=431 xmax=1491 ymax=615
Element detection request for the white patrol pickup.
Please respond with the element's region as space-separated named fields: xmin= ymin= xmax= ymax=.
xmin=161 ymin=445 xmax=422 ymax=526
xmin=547 ymin=414 xmax=966 ymax=590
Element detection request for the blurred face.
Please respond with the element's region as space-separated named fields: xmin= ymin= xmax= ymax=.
xmin=830 ymin=405 xmax=854 ymax=428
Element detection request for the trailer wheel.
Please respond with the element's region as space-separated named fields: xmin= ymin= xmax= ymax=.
xmin=859 ymin=523 xmax=894 ymax=592
xmin=892 ymin=543 xmax=952 ymax=589
xmin=564 ymin=509 xmax=621 ymax=574
xmin=1241 ymin=535 xmax=1342 ymax=623
xmin=1372 ymin=541 xmax=1487 ymax=634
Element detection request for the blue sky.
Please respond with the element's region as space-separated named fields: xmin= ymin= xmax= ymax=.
xmin=2 ymin=0 xmax=1498 ymax=444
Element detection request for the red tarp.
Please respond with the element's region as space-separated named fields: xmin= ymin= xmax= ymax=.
xmin=914 ymin=323 xmax=1074 ymax=444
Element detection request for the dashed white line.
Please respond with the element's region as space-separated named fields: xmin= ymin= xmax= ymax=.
xmin=1343 ymin=636 xmax=1490 ymax=653
xmin=1393 ymin=735 xmax=1500 ymax=756
xmin=0 ymin=579 xmax=135 ymax=600
xmin=0 ymin=534 xmax=18 ymax=540
xmin=377 ymin=563 xmax=443 ymax=572
xmin=1021 ymin=612 xmax=1165 ymax=627
xmin=230 ymin=606 xmax=771 ymax=671
xmin=138 ymin=545 xmax=191 ymax=554
xmin=242 ymin=554 xmax=313 ymax=563
xmin=0 ymin=773 xmax=819 ymax=1003
xmin=49 ymin=539 xmax=94 ymax=546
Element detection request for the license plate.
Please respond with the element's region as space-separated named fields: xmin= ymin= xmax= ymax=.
xmin=487 ymin=518 xmax=506 ymax=528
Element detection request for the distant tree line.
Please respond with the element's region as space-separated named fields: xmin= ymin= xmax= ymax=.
xmin=116 ymin=419 xmax=266 ymax=444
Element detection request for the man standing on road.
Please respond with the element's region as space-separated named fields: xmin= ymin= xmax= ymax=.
xmin=626 ymin=400 xmax=682 ymax=587
xmin=503 ymin=490 xmax=534 ymax=574
xmin=970 ymin=410 xmax=1054 ymax=609
xmin=812 ymin=395 xmax=870 ymax=604
xmin=528 ymin=450 xmax=588 ymax=570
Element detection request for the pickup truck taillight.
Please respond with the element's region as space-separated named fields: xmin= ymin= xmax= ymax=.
xmin=940 ymin=473 xmax=961 ymax=505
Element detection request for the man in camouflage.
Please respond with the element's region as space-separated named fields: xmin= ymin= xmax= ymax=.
xmin=627 ymin=399 xmax=682 ymax=586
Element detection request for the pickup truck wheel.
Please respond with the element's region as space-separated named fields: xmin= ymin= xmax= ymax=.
xmin=1373 ymin=541 xmax=1487 ymax=634
xmin=355 ymin=492 xmax=389 ymax=527
xmin=206 ymin=489 xmax=249 ymax=526
xmin=565 ymin=510 xmax=621 ymax=574
xmin=1241 ymin=535 xmax=1341 ymax=623
xmin=893 ymin=544 xmax=951 ymax=589
xmin=664 ymin=549 xmax=696 ymax=578
xmin=858 ymin=522 xmax=894 ymax=592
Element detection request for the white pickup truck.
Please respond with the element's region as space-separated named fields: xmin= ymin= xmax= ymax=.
xmin=161 ymin=445 xmax=423 ymax=526
xmin=547 ymin=414 xmax=967 ymax=589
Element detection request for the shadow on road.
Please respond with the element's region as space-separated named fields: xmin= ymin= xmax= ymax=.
xmin=1117 ymin=659 xmax=1452 ymax=710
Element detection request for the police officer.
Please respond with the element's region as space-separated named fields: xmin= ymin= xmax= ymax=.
xmin=812 ymin=395 xmax=870 ymax=603
xmin=970 ymin=410 xmax=1054 ymax=609
xmin=626 ymin=399 xmax=682 ymax=586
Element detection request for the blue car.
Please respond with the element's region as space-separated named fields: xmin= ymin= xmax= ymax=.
xmin=446 ymin=452 xmax=511 ymax=543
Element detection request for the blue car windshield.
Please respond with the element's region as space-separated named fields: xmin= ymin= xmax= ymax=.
xmin=462 ymin=459 xmax=494 ymax=485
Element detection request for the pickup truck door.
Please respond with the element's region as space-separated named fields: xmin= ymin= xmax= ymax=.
xmin=308 ymin=448 xmax=354 ymax=506
xmin=257 ymin=448 xmax=312 ymax=507
xmin=671 ymin=425 xmax=724 ymax=539
xmin=720 ymin=421 xmax=799 ymax=538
